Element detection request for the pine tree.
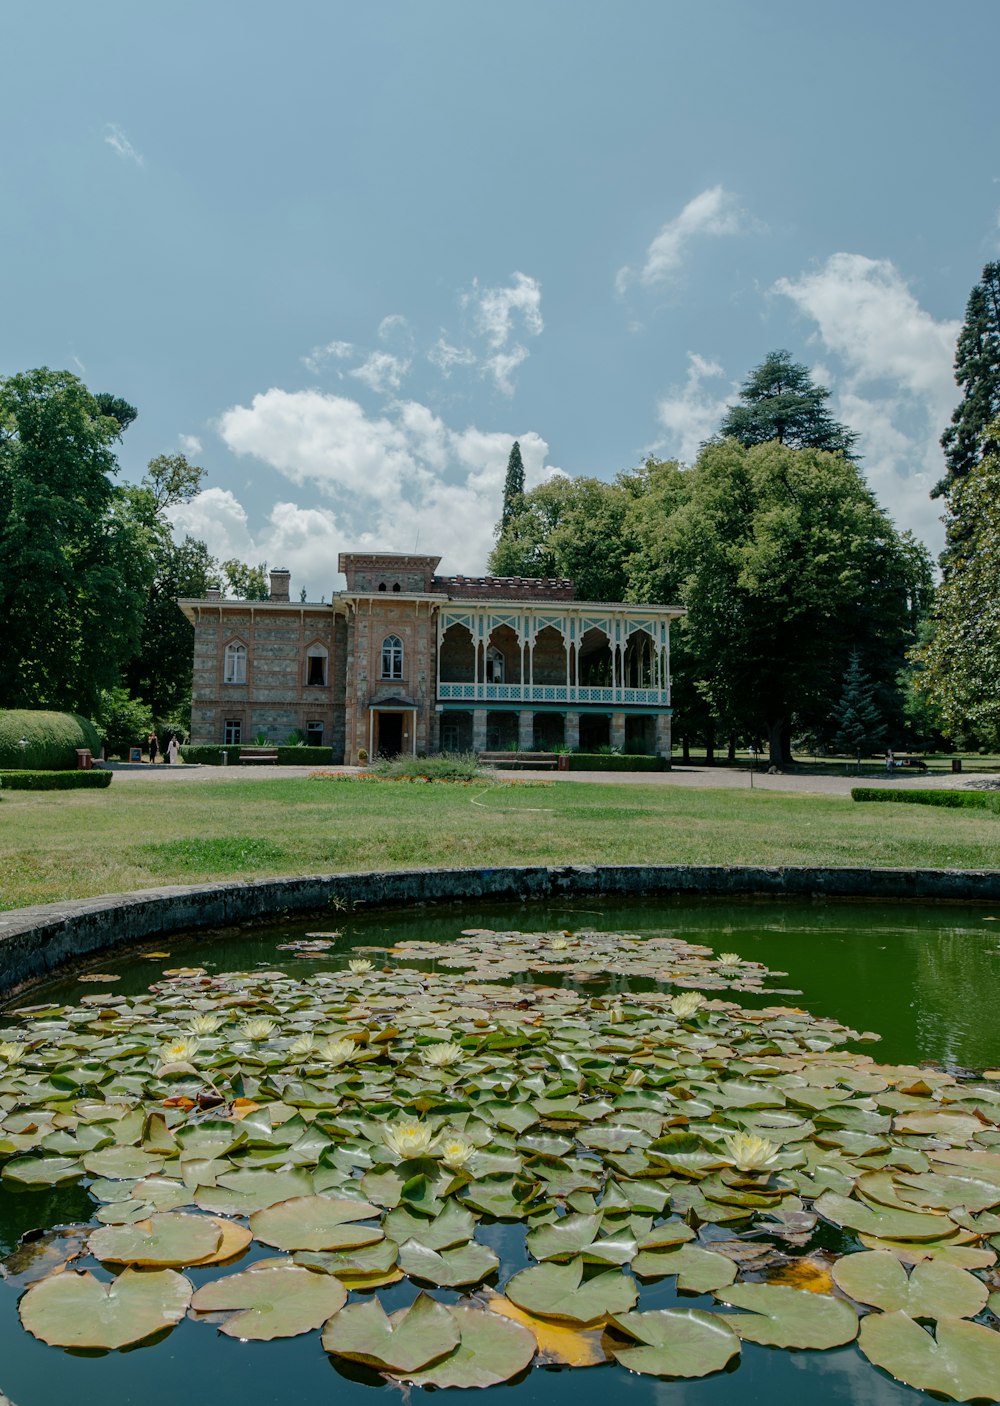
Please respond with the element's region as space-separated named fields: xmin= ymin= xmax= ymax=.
xmin=833 ymin=652 xmax=886 ymax=768
xmin=499 ymin=440 xmax=526 ymax=534
xmin=719 ymin=350 xmax=858 ymax=459
xmin=935 ymin=262 xmax=1000 ymax=499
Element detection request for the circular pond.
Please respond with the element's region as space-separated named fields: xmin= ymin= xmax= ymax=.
xmin=1 ymin=896 xmax=999 ymax=1406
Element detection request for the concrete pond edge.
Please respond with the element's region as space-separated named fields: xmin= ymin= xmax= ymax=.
xmin=2 ymin=863 xmax=1000 ymax=999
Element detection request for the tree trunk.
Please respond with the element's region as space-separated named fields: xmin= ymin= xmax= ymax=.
xmin=780 ymin=720 xmax=793 ymax=766
xmin=766 ymin=718 xmax=784 ymax=767
xmin=727 ymin=733 xmax=737 ymax=764
xmin=705 ymin=719 xmax=716 ymax=764
xmin=681 ymin=734 xmax=691 ymax=764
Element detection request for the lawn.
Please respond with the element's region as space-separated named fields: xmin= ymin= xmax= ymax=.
xmin=1 ymin=775 xmax=998 ymax=912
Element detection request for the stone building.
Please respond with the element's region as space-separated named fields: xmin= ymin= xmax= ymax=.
xmin=179 ymin=553 xmax=683 ymax=760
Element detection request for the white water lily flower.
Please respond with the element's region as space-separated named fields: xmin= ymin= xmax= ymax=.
xmin=382 ymin=1120 xmax=440 ymax=1159
xmin=288 ymin=1033 xmax=316 ymax=1057
xmin=159 ymin=1036 xmax=200 ymax=1064
xmin=670 ymin=992 xmax=705 ymax=1019
xmin=187 ymin=1014 xmax=223 ymax=1035
xmin=316 ymin=1037 xmax=357 ymax=1065
xmin=238 ymin=1017 xmax=277 ymax=1042
xmin=0 ymin=1041 xmax=26 ymax=1065
xmin=421 ymin=1042 xmax=462 ymax=1067
xmin=440 ymin=1135 xmax=474 ymax=1169
xmin=722 ymin=1131 xmax=779 ymax=1172
xmin=718 ymin=953 xmax=741 ymax=967
xmin=550 ymin=938 xmax=570 ymax=951
xmin=349 ymin=959 xmax=374 ymax=974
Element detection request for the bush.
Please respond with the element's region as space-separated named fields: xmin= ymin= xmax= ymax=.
xmin=93 ymin=688 xmax=153 ymax=758
xmin=0 ymin=710 xmax=102 ymax=770
xmin=277 ymin=746 xmax=331 ymax=765
xmin=851 ymin=787 xmax=1000 ymax=814
xmin=0 ymin=769 xmax=112 ymax=790
xmin=567 ymin=753 xmax=667 ymax=772
xmin=369 ymin=752 xmax=489 ymax=781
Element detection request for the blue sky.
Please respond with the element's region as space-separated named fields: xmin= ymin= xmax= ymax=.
xmin=4 ymin=1 xmax=999 ymax=596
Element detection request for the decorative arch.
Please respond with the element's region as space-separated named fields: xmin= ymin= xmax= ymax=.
xmin=305 ymin=641 xmax=328 ymax=687
xmin=381 ymin=634 xmax=404 ymax=680
xmin=223 ymin=639 xmax=248 ymax=684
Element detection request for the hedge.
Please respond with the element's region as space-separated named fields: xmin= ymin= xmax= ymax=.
xmin=567 ymin=753 xmax=667 ymax=772
xmin=0 ymin=769 xmax=113 ymax=791
xmin=851 ymin=787 xmax=1000 ymax=814
xmin=178 ymin=745 xmax=334 ymax=766
xmin=0 ymin=710 xmax=102 ymax=770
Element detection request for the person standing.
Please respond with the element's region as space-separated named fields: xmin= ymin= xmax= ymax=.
xmin=166 ymin=735 xmax=179 ymax=765
xmin=885 ymin=749 xmax=894 ymax=771
xmin=148 ymin=732 xmax=159 ymax=764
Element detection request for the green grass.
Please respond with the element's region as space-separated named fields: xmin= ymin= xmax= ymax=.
xmin=1 ymin=775 xmax=999 ymax=911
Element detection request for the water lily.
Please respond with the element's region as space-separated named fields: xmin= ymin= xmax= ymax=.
xmin=348 ymin=959 xmax=374 ymax=974
xmin=316 ymin=1037 xmax=357 ymax=1065
xmin=671 ymin=992 xmax=705 ymax=1019
xmin=722 ymin=1131 xmax=779 ymax=1171
xmin=159 ymin=1035 xmax=200 ymax=1064
xmin=440 ymin=1134 xmax=475 ymax=1168
xmin=382 ymin=1120 xmax=440 ymax=1160
xmin=551 ymin=938 xmax=570 ymax=951
xmin=718 ymin=952 xmax=741 ymax=967
xmin=0 ymin=1041 xmax=26 ymax=1065
xmin=187 ymin=1013 xmax=223 ymax=1035
xmin=287 ymin=1033 xmax=315 ymax=1057
xmin=421 ymin=1042 xmax=462 ymax=1067
xmin=238 ymin=1017 xmax=277 ymax=1042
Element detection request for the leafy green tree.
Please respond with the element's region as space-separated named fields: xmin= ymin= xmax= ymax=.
xmin=914 ymin=424 xmax=1000 ymax=747
xmin=222 ymin=559 xmax=269 ymax=600
xmin=719 ymin=350 xmax=859 ymax=459
xmin=833 ymin=652 xmax=886 ymax=767
xmin=93 ymin=687 xmax=153 ymax=758
xmin=936 ymin=262 xmax=1000 ymax=500
xmin=93 ymin=393 xmax=138 ymax=436
xmin=0 ymin=368 xmax=153 ymax=714
xmin=490 ymin=476 xmax=634 ymax=600
xmin=499 ymin=440 xmax=525 ymax=534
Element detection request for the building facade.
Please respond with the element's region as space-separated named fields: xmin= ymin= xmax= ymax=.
xmin=179 ymin=554 xmax=683 ymax=760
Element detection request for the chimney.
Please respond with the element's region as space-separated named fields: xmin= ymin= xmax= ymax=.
xmin=205 ymin=585 xmax=221 ymax=602
xmin=269 ymin=568 xmax=291 ymax=602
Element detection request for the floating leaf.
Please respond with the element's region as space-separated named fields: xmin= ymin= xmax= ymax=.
xmin=611 ymin=1308 xmax=740 ymax=1377
xmin=632 ymin=1243 xmax=737 ymax=1292
xmin=19 ymin=1267 xmax=191 ymax=1349
xmin=383 ymin=1201 xmax=477 ymax=1250
xmin=505 ymin=1257 xmax=638 ymax=1324
xmin=483 ymin=1292 xmax=611 ymax=1367
xmin=89 ymin=1212 xmax=223 ymax=1267
xmin=404 ymin=1305 xmax=536 ymax=1388
xmin=717 ymin=1283 xmax=858 ymax=1349
xmin=831 ymin=1250 xmax=988 ymax=1320
xmin=250 ymin=1195 xmax=382 ymax=1252
xmin=322 ymin=1291 xmax=460 ymax=1372
xmin=398 ymin=1237 xmax=499 ymax=1287
xmin=191 ymin=1261 xmax=347 ymax=1339
xmin=82 ymin=1147 xmax=165 ymax=1180
xmin=859 ymin=1310 xmax=1000 ymax=1401
xmin=1 ymin=1155 xmax=82 ymax=1186
xmin=815 ymin=1192 xmax=957 ymax=1242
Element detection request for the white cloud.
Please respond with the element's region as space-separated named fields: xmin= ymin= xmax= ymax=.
xmin=348 ymin=350 xmax=410 ymax=395
xmin=617 ymin=186 xmax=747 ymax=293
xmin=773 ymin=252 xmax=960 ymax=554
xmin=179 ymin=434 xmax=203 ymax=455
xmin=104 ymin=123 xmax=143 ymax=166
xmin=429 ymin=272 xmax=543 ymax=395
xmin=427 ymin=337 xmax=477 ymax=377
xmin=655 ymin=353 xmax=732 ymax=463
xmin=377 ymin=314 xmax=413 ymax=346
xmin=301 ymin=340 xmax=354 ymax=375
xmin=213 ymin=387 xmax=560 ymax=594
xmin=464 ymin=271 xmax=544 ymax=349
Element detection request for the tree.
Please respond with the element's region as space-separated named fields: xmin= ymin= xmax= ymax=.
xmin=833 ymin=652 xmax=886 ymax=767
xmin=0 ymin=368 xmax=153 ymax=714
xmin=936 ymin=262 xmax=1000 ymax=500
xmin=914 ymin=423 xmax=1000 ymax=747
xmin=719 ymin=350 xmax=859 ymax=459
xmin=93 ymin=687 xmax=153 ymax=758
xmin=221 ymin=559 xmax=269 ymax=600
xmin=499 ymin=441 xmax=526 ymax=534
xmin=490 ymin=476 xmax=635 ymax=600
xmin=93 ymin=393 xmax=138 ymax=437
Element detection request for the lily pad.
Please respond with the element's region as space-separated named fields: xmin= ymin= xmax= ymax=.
xmin=322 ymin=1291 xmax=461 ymax=1372
xmin=88 ymin=1212 xmax=223 ymax=1267
xmin=505 ymin=1256 xmax=638 ymax=1324
xmin=191 ymin=1260 xmax=347 ymax=1339
xmin=717 ymin=1283 xmax=858 ymax=1349
xmin=1 ymin=1155 xmax=83 ymax=1186
xmin=19 ymin=1267 xmax=192 ymax=1349
xmin=250 ymin=1195 xmax=382 ymax=1252
xmin=611 ymin=1308 xmax=741 ymax=1377
xmin=404 ymin=1306 xmax=536 ymax=1388
xmin=483 ymin=1292 xmax=611 ymax=1367
xmin=814 ymin=1191 xmax=958 ymax=1242
xmin=383 ymin=1201 xmax=477 ymax=1250
xmin=398 ymin=1237 xmax=499 ymax=1287
xmin=832 ymin=1250 xmax=988 ymax=1320
xmin=859 ymin=1310 xmax=1000 ymax=1401
xmin=632 ymin=1243 xmax=737 ymax=1292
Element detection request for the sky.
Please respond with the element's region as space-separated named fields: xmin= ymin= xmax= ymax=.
xmin=3 ymin=1 xmax=999 ymax=598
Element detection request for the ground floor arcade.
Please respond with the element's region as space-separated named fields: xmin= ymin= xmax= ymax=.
xmin=437 ymin=707 xmax=671 ymax=756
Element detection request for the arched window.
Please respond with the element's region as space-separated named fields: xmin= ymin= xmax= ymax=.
xmin=486 ymin=645 xmax=505 ymax=683
xmin=224 ymin=641 xmax=247 ymax=684
xmin=378 ymin=582 xmax=387 ymax=592
xmin=381 ymin=635 xmax=404 ymax=680
xmin=392 ymin=582 xmax=401 ymax=592
xmin=306 ymin=643 xmax=328 ymax=687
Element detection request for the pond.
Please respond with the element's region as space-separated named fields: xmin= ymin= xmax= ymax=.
xmin=1 ymin=896 xmax=999 ymax=1406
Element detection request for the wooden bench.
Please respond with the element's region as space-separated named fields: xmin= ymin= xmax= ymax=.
xmin=479 ymin=751 xmax=558 ymax=770
xmin=239 ymin=747 xmax=279 ymax=764
xmin=893 ymin=756 xmax=928 ymax=773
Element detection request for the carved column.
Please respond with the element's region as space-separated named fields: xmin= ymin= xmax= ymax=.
xmin=564 ymin=711 xmax=580 ymax=751
xmin=655 ymin=712 xmax=672 ymax=764
xmin=473 ymin=709 xmax=488 ymax=753
xmin=611 ymin=712 xmax=626 ymax=751
xmin=518 ymin=710 xmax=534 ymax=750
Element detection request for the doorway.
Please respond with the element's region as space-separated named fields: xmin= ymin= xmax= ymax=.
xmin=375 ymin=712 xmax=404 ymax=757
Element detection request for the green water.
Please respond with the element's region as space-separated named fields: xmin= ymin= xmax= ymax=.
xmin=2 ymin=896 xmax=999 ymax=1406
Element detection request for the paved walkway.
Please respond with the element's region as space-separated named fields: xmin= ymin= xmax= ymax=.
xmin=103 ymin=761 xmax=982 ymax=798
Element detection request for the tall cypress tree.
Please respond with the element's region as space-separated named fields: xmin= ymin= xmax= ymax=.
xmin=833 ymin=652 xmax=886 ymax=768
xmin=719 ymin=350 xmax=859 ymax=459
xmin=936 ymin=262 xmax=1000 ymax=499
xmin=499 ymin=440 xmax=526 ymax=534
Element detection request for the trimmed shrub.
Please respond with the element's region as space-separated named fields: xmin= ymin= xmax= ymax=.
xmin=0 ymin=710 xmax=102 ymax=770
xmin=567 ymin=753 xmax=667 ymax=772
xmin=177 ymin=746 xmax=229 ymax=765
xmin=851 ymin=787 xmax=1000 ymax=814
xmin=370 ymin=752 xmax=488 ymax=781
xmin=0 ymin=769 xmax=112 ymax=791
xmin=277 ymin=746 xmax=331 ymax=765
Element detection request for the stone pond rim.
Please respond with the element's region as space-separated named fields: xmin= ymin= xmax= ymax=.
xmin=1 ymin=862 xmax=999 ymax=999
